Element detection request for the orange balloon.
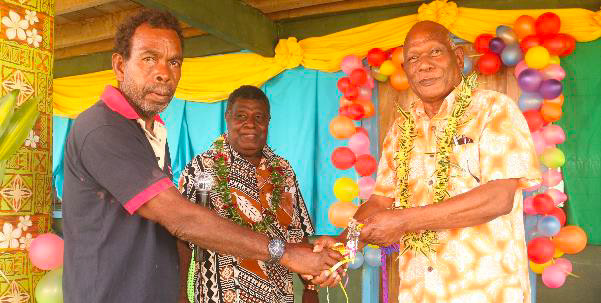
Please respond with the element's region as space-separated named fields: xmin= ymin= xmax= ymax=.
xmin=552 ymin=225 xmax=588 ymax=254
xmin=545 ymin=94 xmax=564 ymax=107
xmin=541 ymin=102 xmax=562 ymax=122
xmin=328 ymin=201 xmax=358 ymax=228
xmin=339 ymin=96 xmax=353 ymax=108
xmin=514 ymin=15 xmax=536 ymax=40
xmin=355 ymin=99 xmax=375 ymax=118
xmin=329 ymin=115 xmax=356 ymax=139
xmin=391 ymin=47 xmax=404 ymax=67
xmin=389 ymin=69 xmax=410 ymax=91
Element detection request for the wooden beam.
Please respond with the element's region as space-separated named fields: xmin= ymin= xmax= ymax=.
xmin=133 ymin=0 xmax=277 ymax=56
xmin=244 ymin=0 xmax=344 ymax=14
xmin=268 ymin=0 xmax=423 ymax=20
xmin=56 ymin=0 xmax=115 ymax=15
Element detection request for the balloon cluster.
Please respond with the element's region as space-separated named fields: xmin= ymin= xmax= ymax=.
xmin=347 ymin=246 xmax=382 ymax=270
xmin=29 ymin=233 xmax=64 ymax=303
xmin=328 ymin=55 xmax=380 ymax=228
xmin=365 ymin=47 xmax=409 ymax=91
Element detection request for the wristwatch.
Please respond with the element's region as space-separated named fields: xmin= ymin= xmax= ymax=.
xmin=266 ymin=238 xmax=286 ymax=265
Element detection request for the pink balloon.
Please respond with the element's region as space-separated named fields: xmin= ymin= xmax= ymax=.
xmin=524 ymin=182 xmax=542 ymax=193
xmin=531 ymin=131 xmax=546 ymax=155
xmin=542 ymin=265 xmax=567 ymax=288
xmin=524 ymin=196 xmax=538 ymax=215
xmin=514 ymin=60 xmax=528 ymax=78
xmin=341 ymin=55 xmax=363 ymax=75
xmin=366 ymin=74 xmax=375 ymax=89
xmin=29 ymin=233 xmax=64 ymax=270
xmin=542 ymin=169 xmax=563 ymax=187
xmin=542 ymin=64 xmax=566 ymax=81
xmin=542 ymin=124 xmax=566 ymax=145
xmin=348 ymin=133 xmax=370 ymax=156
xmin=544 ymin=188 xmax=568 ymax=206
xmin=357 ymin=86 xmax=373 ymax=101
xmin=554 ymin=258 xmax=573 ymax=273
xmin=358 ymin=176 xmax=376 ymax=200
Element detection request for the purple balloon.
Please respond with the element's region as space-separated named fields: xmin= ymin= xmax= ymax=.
xmin=539 ymin=79 xmax=563 ymax=99
xmin=489 ymin=37 xmax=506 ymax=54
xmin=518 ymin=68 xmax=543 ymax=92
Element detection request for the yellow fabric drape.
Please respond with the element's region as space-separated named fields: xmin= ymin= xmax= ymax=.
xmin=53 ymin=0 xmax=601 ymax=118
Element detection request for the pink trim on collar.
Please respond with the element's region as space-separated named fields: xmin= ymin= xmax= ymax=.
xmin=101 ymin=85 xmax=165 ymax=125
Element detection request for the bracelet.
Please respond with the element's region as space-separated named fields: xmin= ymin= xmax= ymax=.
xmin=305 ymin=284 xmax=317 ymax=291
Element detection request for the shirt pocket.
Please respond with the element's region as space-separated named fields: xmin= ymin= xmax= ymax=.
xmin=449 ymin=142 xmax=481 ymax=189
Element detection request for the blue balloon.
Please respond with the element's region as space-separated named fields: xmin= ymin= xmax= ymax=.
xmin=501 ymin=44 xmax=523 ymax=66
xmin=364 ymin=247 xmax=382 ymax=267
xmin=538 ymin=215 xmax=561 ymax=237
xmin=463 ymin=57 xmax=473 ymax=75
xmin=518 ymin=93 xmax=543 ymax=111
xmin=348 ymin=251 xmax=364 ymax=270
xmin=526 ymin=229 xmax=542 ymax=243
xmin=524 ymin=214 xmax=540 ymax=231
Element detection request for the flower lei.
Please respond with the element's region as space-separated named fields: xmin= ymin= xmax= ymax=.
xmin=212 ymin=136 xmax=285 ymax=233
xmin=393 ymin=73 xmax=478 ymax=257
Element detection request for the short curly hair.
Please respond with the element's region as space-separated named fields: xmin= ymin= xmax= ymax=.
xmin=226 ymin=85 xmax=270 ymax=115
xmin=114 ymin=9 xmax=184 ymax=60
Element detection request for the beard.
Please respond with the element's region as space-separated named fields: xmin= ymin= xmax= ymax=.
xmin=119 ymin=79 xmax=174 ymax=118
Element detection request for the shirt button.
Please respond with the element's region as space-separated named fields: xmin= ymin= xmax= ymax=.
xmin=429 ymin=154 xmax=435 ymax=158
xmin=430 ymin=126 xmax=436 ymax=132
xmin=427 ymin=266 xmax=433 ymax=272
xmin=428 ymin=180 xmax=433 ymax=186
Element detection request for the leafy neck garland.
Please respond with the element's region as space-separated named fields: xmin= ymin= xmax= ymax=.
xmin=393 ymin=73 xmax=478 ymax=257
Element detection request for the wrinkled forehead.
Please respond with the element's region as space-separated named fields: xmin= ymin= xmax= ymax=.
xmin=403 ymin=26 xmax=454 ymax=53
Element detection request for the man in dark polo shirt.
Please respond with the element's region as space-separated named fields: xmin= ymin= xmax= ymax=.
xmin=62 ymin=9 xmax=342 ymax=303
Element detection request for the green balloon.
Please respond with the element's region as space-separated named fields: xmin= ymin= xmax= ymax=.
xmin=35 ymin=268 xmax=63 ymax=303
xmin=541 ymin=147 xmax=565 ymax=168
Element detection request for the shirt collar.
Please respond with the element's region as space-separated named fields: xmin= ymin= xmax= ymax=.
xmin=412 ymin=81 xmax=461 ymax=120
xmin=101 ymin=85 xmax=165 ymax=125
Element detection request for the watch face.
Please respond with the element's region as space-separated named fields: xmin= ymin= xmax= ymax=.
xmin=268 ymin=238 xmax=285 ymax=264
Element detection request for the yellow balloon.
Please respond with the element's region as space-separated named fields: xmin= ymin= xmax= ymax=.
xmin=549 ymin=55 xmax=560 ymax=65
xmin=525 ymin=46 xmax=550 ymax=69
xmin=379 ymin=60 xmax=396 ymax=76
xmin=333 ymin=177 xmax=359 ymax=202
xmin=553 ymin=248 xmax=564 ymax=258
xmin=530 ymin=260 xmax=552 ymax=274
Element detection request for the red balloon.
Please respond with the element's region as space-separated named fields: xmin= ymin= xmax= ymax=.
xmin=528 ymin=237 xmax=555 ymax=264
xmin=367 ymin=48 xmax=388 ymax=67
xmin=337 ymin=77 xmax=351 ymax=94
xmin=548 ymin=207 xmax=567 ymax=226
xmin=523 ymin=110 xmax=545 ymax=132
xmin=355 ymin=127 xmax=369 ymax=137
xmin=542 ymin=34 xmax=567 ymax=56
xmin=349 ymin=68 xmax=368 ymax=86
xmin=331 ymin=147 xmax=356 ymax=170
xmin=558 ymin=34 xmax=575 ymax=56
xmin=355 ymin=154 xmax=377 ymax=176
xmin=348 ymin=104 xmax=365 ymax=120
xmin=520 ymin=35 xmax=542 ymax=52
xmin=477 ymin=52 xmax=501 ymax=75
xmin=533 ymin=193 xmax=555 ymax=214
xmin=535 ymin=12 xmax=561 ymax=37
xmin=474 ymin=34 xmax=494 ymax=53
xmin=344 ymin=85 xmax=359 ymax=100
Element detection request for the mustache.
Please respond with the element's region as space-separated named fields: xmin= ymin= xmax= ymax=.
xmin=144 ymin=84 xmax=174 ymax=97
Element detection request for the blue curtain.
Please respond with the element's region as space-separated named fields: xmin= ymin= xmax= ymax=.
xmin=53 ymin=66 xmax=367 ymax=235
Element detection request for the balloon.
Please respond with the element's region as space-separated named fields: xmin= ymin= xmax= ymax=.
xmin=463 ymin=56 xmax=473 ymax=75
xmin=339 ymin=96 xmax=353 ymax=108
xmin=35 ymin=268 xmax=63 ymax=303
xmin=518 ymin=93 xmax=543 ymax=111
xmin=358 ymin=176 xmax=376 ymax=200
xmin=366 ymin=74 xmax=375 ymax=89
xmin=524 ymin=197 xmax=538 ymax=215
xmin=524 ymin=182 xmax=541 ymax=193
xmin=548 ymin=207 xmax=567 ymax=226
xmin=542 ymin=124 xmax=566 ymax=146
xmin=349 ymin=68 xmax=368 ymax=86
xmin=555 ymin=258 xmax=573 ymax=273
xmin=348 ymin=132 xmax=370 ymax=156
xmin=531 ymin=131 xmax=547 ymax=155
xmin=517 ymin=68 xmax=543 ymax=92
xmin=514 ymin=15 xmax=536 ymax=39
xmin=544 ymin=94 xmax=564 ymax=107
xmin=538 ymin=215 xmax=561 ymax=237
xmin=355 ymin=99 xmax=375 ymax=118
xmin=344 ymin=85 xmax=359 ymax=100
xmin=530 ymin=260 xmax=552 ymax=274
xmin=541 ymin=169 xmax=562 ymax=187
xmin=357 ymin=86 xmax=372 ymax=101
xmin=364 ymin=247 xmax=382 ymax=267
xmin=371 ymin=69 xmax=388 ymax=82
xmin=558 ymin=33 xmax=575 ymax=56
xmin=331 ymin=147 xmax=356 ymax=170
xmin=477 ymin=52 xmax=501 ymax=75
xmin=390 ymin=69 xmax=410 ymax=90
xmin=29 ymin=233 xmax=64 ymax=270
xmin=535 ymin=12 xmax=561 ymax=37
xmin=514 ymin=60 xmax=528 ymax=78
xmin=523 ymin=110 xmax=544 ymax=132
xmin=526 ymin=229 xmax=542 ymax=243
xmin=501 ymin=44 xmax=523 ymax=66
xmin=333 ymin=177 xmax=359 ymax=202
xmin=553 ymin=248 xmax=565 ymax=258
xmin=355 ymin=127 xmax=369 ymax=137
xmin=488 ymin=37 xmax=506 ymax=54
xmin=391 ymin=47 xmax=404 ymax=67
xmin=525 ymin=46 xmax=550 ymax=69
xmin=496 ymin=25 xmax=519 ymax=45
xmin=339 ymin=104 xmax=365 ymax=120
xmin=379 ymin=60 xmax=396 ymax=76
xmin=355 ymin=154 xmax=377 ymax=177
xmin=367 ymin=48 xmax=387 ymax=67
xmin=542 ymin=265 xmax=567 ymax=288
xmin=527 ymin=237 xmax=555 ymax=263
xmin=524 ymin=214 xmax=539 ymax=230
xmin=548 ymin=55 xmax=560 ymax=65
xmin=328 ymin=201 xmax=358 ymax=228
xmin=533 ymin=193 xmax=554 ymax=215
xmin=348 ymin=251 xmax=364 ymax=269
xmin=542 ymin=34 xmax=567 ymax=56
xmin=541 ymin=64 xmax=565 ymax=81
xmin=545 ymin=188 xmax=568 ymax=206
xmin=341 ymin=55 xmax=363 ymax=75
xmin=520 ymin=35 xmax=542 ymax=52
xmin=539 ymin=79 xmax=563 ymax=100
xmin=540 ymin=102 xmax=562 ymax=123
xmin=474 ymin=34 xmax=494 ymax=53
xmin=337 ymin=77 xmax=352 ymax=94
xmin=541 ymin=147 xmax=565 ymax=168
xmin=552 ymin=225 xmax=588 ymax=254
xmin=329 ymin=115 xmax=356 ymax=139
